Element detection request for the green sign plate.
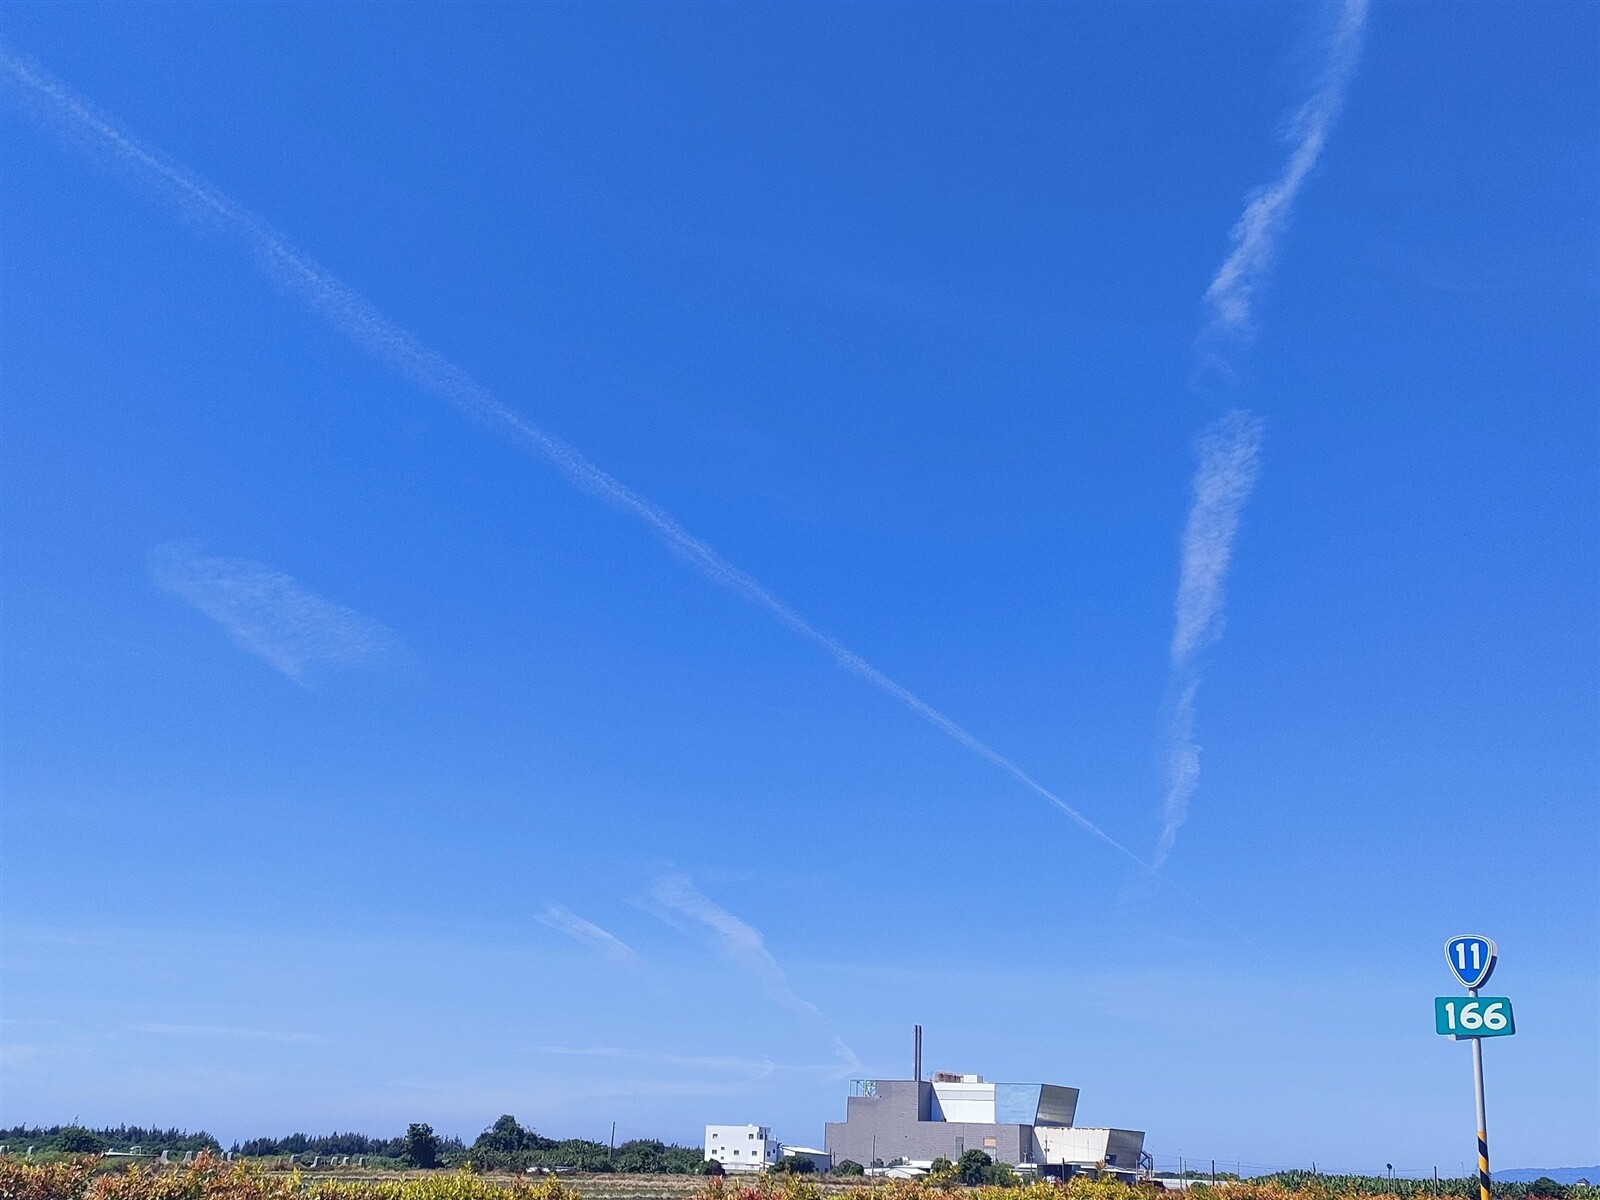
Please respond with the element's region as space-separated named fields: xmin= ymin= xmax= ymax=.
xmin=1435 ymin=996 xmax=1515 ymax=1037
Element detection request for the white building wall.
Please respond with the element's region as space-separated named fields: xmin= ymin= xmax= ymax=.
xmin=1033 ymin=1127 xmax=1145 ymax=1170
xmin=704 ymin=1125 xmax=780 ymax=1173
xmin=929 ymin=1080 xmax=996 ymax=1123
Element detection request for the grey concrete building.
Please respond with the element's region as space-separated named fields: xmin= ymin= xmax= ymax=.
xmin=823 ymin=1073 xmax=1144 ymax=1176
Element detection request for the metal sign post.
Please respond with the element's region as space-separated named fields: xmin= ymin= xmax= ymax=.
xmin=1439 ymin=935 xmax=1505 ymax=1200
xmin=1470 ymin=1009 xmax=1489 ymax=1200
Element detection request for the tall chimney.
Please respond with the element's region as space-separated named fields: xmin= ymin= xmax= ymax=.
xmin=913 ymin=1025 xmax=922 ymax=1082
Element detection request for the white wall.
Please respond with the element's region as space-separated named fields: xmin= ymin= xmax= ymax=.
xmin=704 ymin=1125 xmax=779 ymax=1173
xmin=1033 ymin=1127 xmax=1145 ymax=1168
xmin=930 ymin=1081 xmax=996 ymax=1123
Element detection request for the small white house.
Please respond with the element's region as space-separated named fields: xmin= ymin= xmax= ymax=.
xmin=704 ymin=1125 xmax=780 ymax=1173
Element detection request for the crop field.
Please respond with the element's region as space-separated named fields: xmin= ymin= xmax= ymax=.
xmin=0 ymin=1156 xmax=1591 ymax=1200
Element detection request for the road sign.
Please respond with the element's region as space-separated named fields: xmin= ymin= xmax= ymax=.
xmin=1439 ymin=935 xmax=1507 ymax=1200
xmin=1446 ymin=935 xmax=1497 ymax=989
xmin=1435 ymin=996 xmax=1516 ymax=1038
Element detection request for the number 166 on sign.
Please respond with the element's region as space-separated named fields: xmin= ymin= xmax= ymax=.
xmin=1435 ymin=996 xmax=1515 ymax=1037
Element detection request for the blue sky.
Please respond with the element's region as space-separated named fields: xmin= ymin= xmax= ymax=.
xmin=2 ymin=0 xmax=1596 ymax=1173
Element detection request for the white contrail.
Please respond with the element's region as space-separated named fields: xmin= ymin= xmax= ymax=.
xmin=1203 ymin=0 xmax=1370 ymax=339
xmin=535 ymin=904 xmax=639 ymax=966
xmin=649 ymin=873 xmax=827 ymax=1022
xmin=1155 ymin=1 xmax=1369 ymax=867
xmin=1169 ymin=411 xmax=1265 ymax=668
xmin=1 ymin=50 xmax=1149 ymax=873
xmin=650 ymin=872 xmax=861 ymax=1076
xmin=1155 ymin=412 xmax=1263 ymax=870
xmin=150 ymin=542 xmax=394 ymax=684
xmin=1154 ymin=682 xmax=1201 ymax=871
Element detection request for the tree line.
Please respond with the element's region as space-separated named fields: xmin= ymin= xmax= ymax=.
xmin=0 ymin=1118 xmax=707 ymax=1174
xmin=0 ymin=1127 xmax=221 ymax=1155
xmin=442 ymin=1115 xmax=704 ymax=1174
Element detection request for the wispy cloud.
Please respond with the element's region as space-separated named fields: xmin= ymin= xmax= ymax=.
xmin=535 ymin=904 xmax=639 ymax=966
xmin=1169 ymin=412 xmax=1265 ymax=668
xmin=1156 ymin=2 xmax=1368 ymax=868
xmin=150 ymin=542 xmax=393 ymax=684
xmin=1156 ymin=681 xmax=1203 ymax=871
xmin=1156 ymin=413 xmax=1263 ymax=870
xmin=130 ymin=1023 xmax=324 ymax=1045
xmin=0 ymin=50 xmax=1150 ymax=876
xmin=1202 ymin=0 xmax=1370 ymax=342
xmin=649 ymin=873 xmax=860 ymax=1076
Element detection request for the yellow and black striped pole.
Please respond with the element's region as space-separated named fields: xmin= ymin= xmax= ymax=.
xmin=1469 ymin=985 xmax=1491 ymax=1200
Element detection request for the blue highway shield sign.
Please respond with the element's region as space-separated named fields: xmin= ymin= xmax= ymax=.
xmin=1446 ymin=935 xmax=1497 ymax=989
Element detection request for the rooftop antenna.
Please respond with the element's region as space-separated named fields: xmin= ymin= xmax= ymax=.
xmin=914 ymin=1024 xmax=923 ymax=1082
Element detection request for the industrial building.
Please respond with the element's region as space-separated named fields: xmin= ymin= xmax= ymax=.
xmin=823 ymin=1027 xmax=1147 ymax=1178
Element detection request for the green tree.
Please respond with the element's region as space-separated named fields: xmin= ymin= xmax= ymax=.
xmin=56 ymin=1128 xmax=108 ymax=1154
xmin=702 ymin=1159 xmax=725 ymax=1177
xmin=404 ymin=1124 xmax=440 ymax=1169
xmin=987 ymin=1163 xmax=1020 ymax=1187
xmin=468 ymin=1116 xmax=537 ymax=1170
xmin=957 ymin=1150 xmax=993 ymax=1186
xmin=772 ymin=1156 xmax=816 ymax=1175
xmin=831 ymin=1161 xmax=865 ymax=1177
xmin=614 ymin=1140 xmax=668 ymax=1174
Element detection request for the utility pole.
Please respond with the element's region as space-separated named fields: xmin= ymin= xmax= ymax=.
xmin=1212 ymin=1161 xmax=1217 ymax=1187
xmin=609 ymin=1123 xmax=616 ymax=1163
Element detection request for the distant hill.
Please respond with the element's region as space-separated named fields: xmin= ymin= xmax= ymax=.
xmin=1497 ymin=1169 xmax=1600 ymax=1185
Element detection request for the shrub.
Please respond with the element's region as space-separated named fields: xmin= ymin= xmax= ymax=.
xmin=0 ymin=1158 xmax=93 ymax=1200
